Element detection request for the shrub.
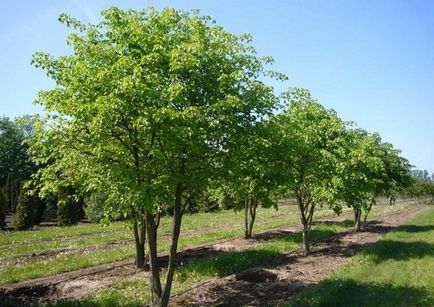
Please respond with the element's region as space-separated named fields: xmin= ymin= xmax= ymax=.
xmin=57 ymin=199 xmax=81 ymax=226
xmin=56 ymin=187 xmax=84 ymax=226
xmin=84 ymin=193 xmax=106 ymax=223
xmin=14 ymin=188 xmax=36 ymax=230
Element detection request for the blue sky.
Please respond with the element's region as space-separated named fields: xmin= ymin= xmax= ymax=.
xmin=1 ymin=0 xmax=433 ymax=172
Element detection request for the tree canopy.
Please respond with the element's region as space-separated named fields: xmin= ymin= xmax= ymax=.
xmin=30 ymin=7 xmax=284 ymax=306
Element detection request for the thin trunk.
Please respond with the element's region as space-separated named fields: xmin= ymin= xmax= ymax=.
xmin=244 ymin=199 xmax=249 ymax=238
xmin=146 ymin=212 xmax=162 ymax=306
xmin=248 ymin=199 xmax=257 ymax=238
xmin=133 ymin=221 xmax=146 ymax=269
xmin=296 ymin=190 xmax=311 ymax=255
xmin=354 ymin=208 xmax=362 ymax=231
xmin=160 ymin=182 xmax=184 ymax=307
xmin=302 ymin=223 xmax=310 ymax=255
xmin=363 ymin=202 xmax=374 ymax=225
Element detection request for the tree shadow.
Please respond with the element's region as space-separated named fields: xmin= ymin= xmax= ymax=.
xmin=288 ymin=278 xmax=433 ymax=307
xmin=398 ymin=224 xmax=434 ymax=233
xmin=362 ymin=240 xmax=434 ymax=263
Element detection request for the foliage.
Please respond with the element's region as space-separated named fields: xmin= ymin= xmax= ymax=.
xmin=84 ymin=193 xmax=106 ymax=223
xmin=212 ymin=118 xmax=282 ymax=238
xmin=56 ymin=187 xmax=83 ymax=226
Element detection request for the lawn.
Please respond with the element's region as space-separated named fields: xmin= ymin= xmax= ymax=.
xmin=288 ymin=207 xmax=434 ymax=307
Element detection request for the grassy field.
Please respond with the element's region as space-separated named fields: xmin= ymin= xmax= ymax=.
xmin=288 ymin=207 xmax=434 ymax=307
xmin=0 ymin=199 xmax=420 ymax=286
xmin=0 ymin=203 xmax=317 ymax=284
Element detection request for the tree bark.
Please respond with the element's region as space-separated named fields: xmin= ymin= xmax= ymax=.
xmin=160 ymin=182 xmax=184 ymax=307
xmin=244 ymin=199 xmax=249 ymax=238
xmin=354 ymin=208 xmax=362 ymax=231
xmin=146 ymin=212 xmax=162 ymax=306
xmin=133 ymin=219 xmax=146 ymax=269
xmin=296 ymin=189 xmax=311 ymax=256
xmin=244 ymin=199 xmax=258 ymax=239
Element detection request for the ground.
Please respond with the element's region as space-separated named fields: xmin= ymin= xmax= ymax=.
xmin=0 ymin=203 xmax=430 ymax=306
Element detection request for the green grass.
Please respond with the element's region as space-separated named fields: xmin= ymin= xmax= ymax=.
xmin=0 ymin=199 xmax=422 ymax=285
xmin=0 ymin=205 xmax=299 ymax=284
xmin=287 ymin=207 xmax=434 ymax=307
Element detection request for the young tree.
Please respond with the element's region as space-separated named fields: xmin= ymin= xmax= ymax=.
xmin=215 ymin=119 xmax=282 ymax=239
xmin=334 ymin=130 xmax=412 ymax=231
xmin=271 ymin=88 xmax=346 ymax=255
xmin=333 ymin=130 xmax=384 ymax=231
xmin=30 ymin=7 xmax=282 ymax=306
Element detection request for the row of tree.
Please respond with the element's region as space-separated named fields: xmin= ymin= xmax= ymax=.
xmin=0 ymin=7 xmax=431 ymax=306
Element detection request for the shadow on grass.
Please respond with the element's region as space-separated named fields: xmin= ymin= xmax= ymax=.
xmin=288 ymin=278 xmax=432 ymax=307
xmin=398 ymin=224 xmax=434 ymax=233
xmin=363 ymin=240 xmax=434 ymax=263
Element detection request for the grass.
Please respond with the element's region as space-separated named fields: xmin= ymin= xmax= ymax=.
xmin=0 ymin=199 xmax=422 ymax=285
xmin=287 ymin=207 xmax=434 ymax=307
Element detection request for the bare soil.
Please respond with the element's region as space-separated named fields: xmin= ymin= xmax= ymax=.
xmin=0 ymin=205 xmax=428 ymax=306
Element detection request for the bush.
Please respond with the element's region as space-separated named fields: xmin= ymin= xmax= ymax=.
xmin=56 ymin=187 xmax=84 ymax=226
xmin=57 ymin=199 xmax=81 ymax=226
xmin=84 ymin=193 xmax=106 ymax=223
xmin=0 ymin=187 xmax=6 ymax=228
xmin=14 ymin=188 xmax=36 ymax=230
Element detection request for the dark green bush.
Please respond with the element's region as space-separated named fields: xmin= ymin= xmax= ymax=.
xmin=57 ymin=199 xmax=81 ymax=226
xmin=56 ymin=187 xmax=84 ymax=226
xmin=14 ymin=188 xmax=36 ymax=230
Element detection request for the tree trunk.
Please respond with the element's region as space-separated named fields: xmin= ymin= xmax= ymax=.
xmin=244 ymin=199 xmax=249 ymax=238
xmin=244 ymin=199 xmax=258 ymax=239
xmin=296 ymin=190 xmax=311 ymax=256
xmin=146 ymin=212 xmax=162 ymax=306
xmin=160 ymin=182 xmax=184 ymax=307
xmin=354 ymin=208 xmax=362 ymax=231
xmin=302 ymin=222 xmax=310 ymax=255
xmin=133 ymin=219 xmax=146 ymax=269
xmin=249 ymin=199 xmax=257 ymax=238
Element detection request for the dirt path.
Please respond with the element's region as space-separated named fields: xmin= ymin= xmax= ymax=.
xmin=171 ymin=204 xmax=429 ymax=306
xmin=0 ymin=204 xmax=427 ymax=306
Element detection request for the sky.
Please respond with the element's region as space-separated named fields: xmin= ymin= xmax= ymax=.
xmin=0 ymin=0 xmax=433 ymax=172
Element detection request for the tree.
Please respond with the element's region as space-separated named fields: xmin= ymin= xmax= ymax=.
xmin=0 ymin=116 xmax=38 ymax=212
xmin=14 ymin=186 xmax=35 ymax=230
xmin=333 ymin=130 xmax=412 ymax=231
xmin=30 ymin=7 xmax=282 ymax=306
xmin=214 ymin=119 xmax=282 ymax=239
xmin=271 ymin=88 xmax=346 ymax=255
xmin=333 ymin=130 xmax=384 ymax=231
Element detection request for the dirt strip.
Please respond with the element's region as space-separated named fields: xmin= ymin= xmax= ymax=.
xmin=170 ymin=205 xmax=429 ymax=306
